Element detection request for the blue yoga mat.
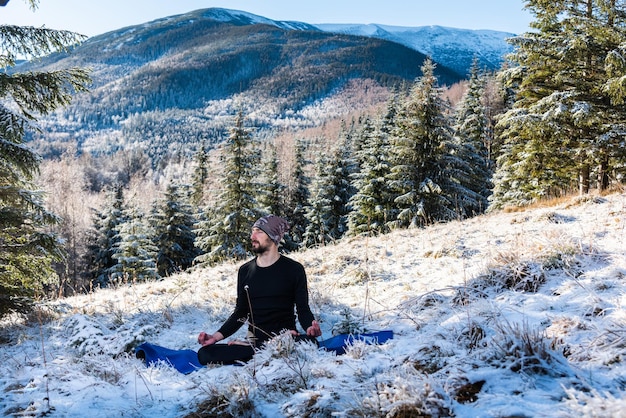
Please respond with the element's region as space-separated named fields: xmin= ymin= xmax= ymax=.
xmin=318 ymin=330 xmax=393 ymax=355
xmin=135 ymin=342 xmax=202 ymax=374
xmin=136 ymin=330 xmax=393 ymax=373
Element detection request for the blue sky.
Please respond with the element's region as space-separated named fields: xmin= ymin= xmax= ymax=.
xmin=1 ymin=0 xmax=533 ymax=37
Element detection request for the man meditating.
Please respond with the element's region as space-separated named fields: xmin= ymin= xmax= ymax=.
xmin=197 ymin=214 xmax=322 ymax=365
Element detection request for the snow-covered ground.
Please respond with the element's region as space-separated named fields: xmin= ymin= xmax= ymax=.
xmin=1 ymin=193 xmax=625 ymax=417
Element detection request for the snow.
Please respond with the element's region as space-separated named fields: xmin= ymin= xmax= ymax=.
xmin=1 ymin=193 xmax=625 ymax=417
xmin=315 ymin=22 xmax=514 ymax=56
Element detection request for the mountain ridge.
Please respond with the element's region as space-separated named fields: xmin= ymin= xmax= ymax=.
xmin=314 ymin=22 xmax=515 ymax=76
xmin=21 ymin=8 xmax=514 ymax=164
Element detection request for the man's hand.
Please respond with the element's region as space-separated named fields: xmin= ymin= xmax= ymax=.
xmin=306 ymin=320 xmax=322 ymax=337
xmin=198 ymin=331 xmax=223 ymax=346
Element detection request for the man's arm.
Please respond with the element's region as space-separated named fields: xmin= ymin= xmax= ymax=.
xmin=198 ymin=266 xmax=249 ymax=345
xmin=293 ymin=263 xmax=320 ymax=336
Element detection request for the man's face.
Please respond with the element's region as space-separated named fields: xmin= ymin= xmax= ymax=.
xmin=251 ymin=227 xmax=273 ymax=254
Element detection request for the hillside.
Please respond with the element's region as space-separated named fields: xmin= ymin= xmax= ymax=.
xmin=1 ymin=192 xmax=624 ymax=416
xmin=20 ymin=8 xmax=461 ymax=164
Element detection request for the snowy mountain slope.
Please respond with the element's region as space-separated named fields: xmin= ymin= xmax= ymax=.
xmin=23 ymin=8 xmax=459 ymax=162
xmin=1 ymin=192 xmax=625 ymax=416
xmin=316 ymin=23 xmax=515 ymax=76
xmin=21 ymin=8 xmax=515 ymax=163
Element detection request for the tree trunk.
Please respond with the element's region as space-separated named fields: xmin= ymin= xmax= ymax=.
xmin=579 ymin=164 xmax=590 ymax=195
xmin=598 ymin=155 xmax=610 ymax=192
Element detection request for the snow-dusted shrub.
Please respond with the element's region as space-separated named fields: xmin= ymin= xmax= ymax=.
xmin=63 ymin=313 xmax=157 ymax=356
xmin=539 ymin=211 xmax=576 ymax=224
xmin=345 ymin=365 xmax=451 ymax=417
xmin=453 ymin=254 xmax=546 ymax=305
xmin=484 ymin=255 xmax=546 ymax=292
xmin=343 ymin=339 xmax=371 ymax=360
xmin=250 ymin=332 xmax=319 ymax=392
xmin=561 ymin=387 xmax=626 ymax=417
xmin=563 ymin=195 xmax=606 ymax=209
xmin=535 ymin=232 xmax=587 ymax=271
xmin=460 ymin=321 xmax=486 ymax=350
xmin=401 ymin=292 xmax=447 ymax=312
xmin=182 ymin=385 xmax=257 ymax=418
xmin=330 ymin=254 xmax=361 ymax=273
xmin=488 ymin=320 xmax=571 ymax=376
xmin=281 ymin=390 xmax=336 ymax=418
xmin=396 ymin=291 xmax=449 ymax=330
xmin=410 ymin=344 xmax=455 ymax=375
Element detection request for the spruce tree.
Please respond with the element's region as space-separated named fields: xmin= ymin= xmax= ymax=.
xmin=304 ymin=132 xmax=354 ymax=246
xmin=110 ymin=206 xmax=159 ymax=283
xmin=453 ymin=58 xmax=492 ymax=215
xmin=151 ymin=183 xmax=198 ymax=277
xmin=303 ymin=151 xmax=332 ymax=247
xmin=0 ymin=3 xmax=90 ymax=316
xmin=347 ymin=116 xmax=394 ymax=235
xmin=379 ymin=90 xmax=402 ymax=223
xmin=492 ymin=0 xmax=626 ymax=208
xmin=85 ymin=185 xmax=126 ymax=288
xmin=387 ymin=59 xmax=458 ymax=228
xmin=194 ymin=109 xmax=259 ymax=265
xmin=329 ymin=129 xmax=356 ymax=239
xmin=257 ymin=143 xmax=285 ymax=216
xmin=283 ymin=138 xmax=310 ymax=250
xmin=190 ymin=141 xmax=209 ymax=206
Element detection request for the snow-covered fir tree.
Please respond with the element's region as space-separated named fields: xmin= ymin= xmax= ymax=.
xmin=386 ymin=58 xmax=458 ymax=227
xmin=452 ymin=58 xmax=492 ymax=216
xmin=303 ymin=151 xmax=332 ymax=247
xmin=194 ymin=109 xmax=260 ymax=265
xmin=283 ymin=138 xmax=310 ymax=250
xmin=347 ymin=116 xmax=394 ymax=236
xmin=303 ymin=131 xmax=355 ymax=246
xmin=110 ymin=206 xmax=159 ymax=283
xmin=85 ymin=185 xmax=127 ymax=288
xmin=328 ymin=127 xmax=357 ymax=239
xmin=257 ymin=143 xmax=286 ymax=217
xmin=190 ymin=141 xmax=210 ymax=206
xmin=492 ymin=0 xmax=626 ymax=208
xmin=0 ymin=4 xmax=89 ymax=316
xmin=151 ymin=183 xmax=198 ymax=277
xmin=379 ymin=90 xmax=402 ymax=223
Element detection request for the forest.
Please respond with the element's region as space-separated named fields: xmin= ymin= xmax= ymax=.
xmin=2 ymin=0 xmax=626 ymax=318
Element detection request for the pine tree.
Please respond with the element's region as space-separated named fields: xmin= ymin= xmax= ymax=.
xmin=190 ymin=141 xmax=209 ymax=206
xmin=347 ymin=116 xmax=394 ymax=235
xmin=283 ymin=138 xmax=310 ymax=250
xmin=379 ymin=90 xmax=402 ymax=223
xmin=453 ymin=58 xmax=492 ymax=215
xmin=327 ymin=132 xmax=356 ymax=240
xmin=151 ymin=183 xmax=198 ymax=277
xmin=303 ymin=151 xmax=331 ymax=247
xmin=304 ymin=132 xmax=354 ymax=246
xmin=110 ymin=206 xmax=159 ymax=283
xmin=194 ymin=109 xmax=259 ymax=265
xmin=85 ymin=185 xmax=126 ymax=288
xmin=257 ymin=143 xmax=285 ymax=216
xmin=492 ymin=0 xmax=626 ymax=208
xmin=387 ymin=59 xmax=458 ymax=228
xmin=0 ymin=3 xmax=90 ymax=316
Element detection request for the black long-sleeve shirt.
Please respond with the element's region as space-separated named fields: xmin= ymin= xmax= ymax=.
xmin=217 ymin=255 xmax=315 ymax=346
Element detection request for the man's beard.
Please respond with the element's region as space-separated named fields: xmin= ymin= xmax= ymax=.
xmin=251 ymin=240 xmax=271 ymax=254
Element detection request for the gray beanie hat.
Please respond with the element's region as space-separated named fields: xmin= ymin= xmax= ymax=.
xmin=253 ymin=215 xmax=289 ymax=245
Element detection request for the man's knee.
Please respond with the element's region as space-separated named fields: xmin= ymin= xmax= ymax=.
xmin=197 ymin=344 xmax=255 ymax=365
